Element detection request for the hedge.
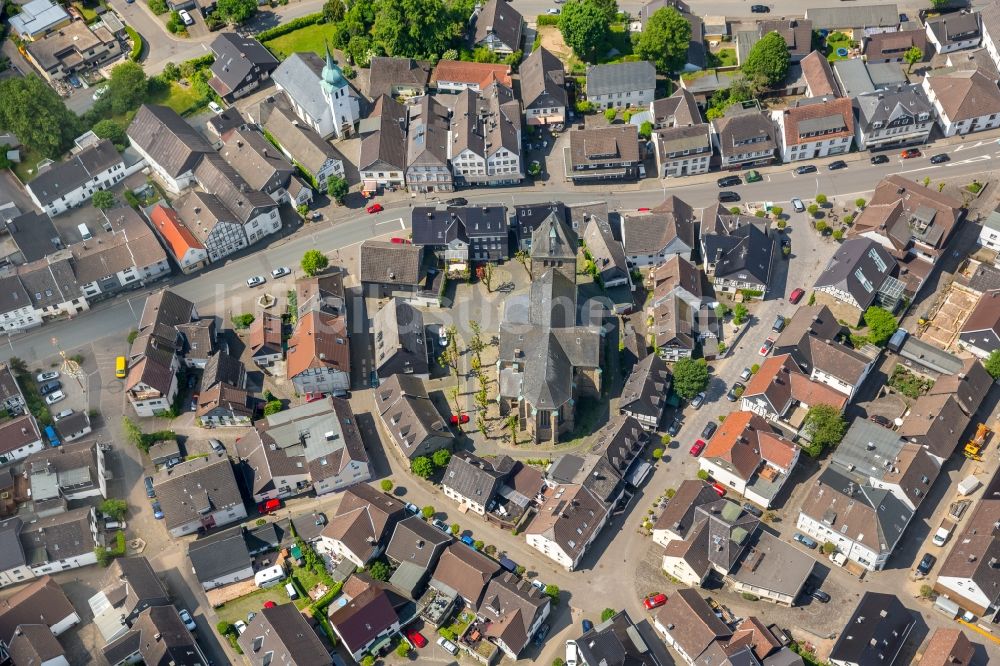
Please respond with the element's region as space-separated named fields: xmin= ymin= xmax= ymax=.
xmin=126 ymin=26 xmax=143 ymax=61
xmin=257 ymin=12 xmax=323 ymax=42
xmin=536 ymin=14 xmax=559 ymax=26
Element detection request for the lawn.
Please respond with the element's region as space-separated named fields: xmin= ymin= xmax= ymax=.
xmin=10 ymin=146 xmax=45 ymax=184
xmin=216 ymin=588 xmax=297 ymax=626
xmin=73 ymin=2 xmax=101 ymax=23
xmin=824 ymin=33 xmax=854 ymax=62
xmin=440 ymin=610 xmax=475 ymax=638
xmin=263 ymin=22 xmax=340 ymax=60
xmin=147 ymin=81 xmax=208 ymax=117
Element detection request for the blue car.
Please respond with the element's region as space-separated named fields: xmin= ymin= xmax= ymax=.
xmin=461 ymin=535 xmax=475 ymax=548
xmin=582 ymin=619 xmax=594 ymax=632
xmin=151 ymin=501 xmax=164 ymax=519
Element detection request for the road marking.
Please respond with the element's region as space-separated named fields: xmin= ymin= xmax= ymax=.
xmin=375 ymin=217 xmax=403 ymax=227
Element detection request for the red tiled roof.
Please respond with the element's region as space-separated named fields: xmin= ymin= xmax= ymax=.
xmin=149 ymin=204 xmax=204 ymax=259
xmin=779 ymin=96 xmax=854 ymax=147
xmin=431 ymin=60 xmax=513 ymax=88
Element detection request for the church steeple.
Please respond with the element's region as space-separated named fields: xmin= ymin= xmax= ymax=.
xmin=321 ymin=42 xmax=345 ymax=95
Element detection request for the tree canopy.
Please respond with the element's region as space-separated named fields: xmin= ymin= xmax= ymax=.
xmin=742 ymin=31 xmax=790 ymax=87
xmin=93 ymin=119 xmax=129 ymax=149
xmin=985 ymin=350 xmax=1000 ymax=379
xmin=634 ymin=7 xmax=691 ymax=73
xmin=101 ymin=61 xmax=149 ymax=116
xmin=372 ymin=0 xmax=451 ymax=59
xmin=215 ymin=0 xmax=257 ymax=23
xmin=0 ymin=76 xmax=80 ymax=158
xmin=672 ymin=357 xmax=709 ymax=400
xmin=92 ymin=191 xmax=116 ymax=209
xmin=326 ymin=175 xmax=349 ymax=203
xmin=863 ymin=306 xmax=898 ymax=346
xmin=411 ymin=456 xmax=434 ymax=479
xmin=559 ymin=0 xmax=610 ymax=62
xmin=802 ymin=404 xmax=847 ymax=456
xmin=300 ymin=249 xmax=329 ymax=277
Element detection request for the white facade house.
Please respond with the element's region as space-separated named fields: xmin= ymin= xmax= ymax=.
xmin=982 ymin=2 xmax=1000 ymax=71
xmin=853 ymin=85 xmax=935 ymax=151
xmin=26 ymin=140 xmax=127 ymax=217
xmin=979 ymin=210 xmax=1000 ymax=252
xmin=524 ymin=484 xmax=610 ymax=571
xmin=925 ymin=13 xmax=981 ymax=54
xmin=0 ymin=415 xmax=44 ymax=463
xmin=922 ymin=70 xmax=1000 ymax=137
xmin=796 ymin=509 xmax=893 ymax=571
xmin=772 ymin=96 xmax=854 ymax=162
xmin=586 ymin=62 xmax=656 ymax=110
xmin=272 ymin=50 xmax=361 ymax=140
xmin=127 ymin=105 xmax=215 ymax=194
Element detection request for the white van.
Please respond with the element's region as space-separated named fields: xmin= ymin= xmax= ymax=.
xmin=285 ymin=582 xmax=298 ymax=599
xmin=105 ymin=520 xmax=126 ymax=530
xmin=78 ymin=223 xmax=92 ymax=240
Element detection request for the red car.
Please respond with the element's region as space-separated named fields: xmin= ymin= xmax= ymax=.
xmin=258 ymin=498 xmax=281 ymax=515
xmin=406 ymin=629 xmax=428 ymax=648
xmin=789 ymin=288 xmax=805 ymax=304
xmin=450 ymin=414 xmax=470 ymax=425
xmin=712 ymin=483 xmax=726 ymax=497
xmin=690 ymin=439 xmax=706 ymax=456
xmin=759 ymin=338 xmax=775 ymax=356
xmin=366 ymin=203 xmax=384 ymax=214
xmin=637 ymin=207 xmax=650 ymax=212
xmin=390 ymin=237 xmax=411 ymax=244
xmin=901 ymin=148 xmax=921 ymax=159
xmin=263 ymin=601 xmax=277 ymax=609
xmin=304 ymin=392 xmax=326 ymax=403
xmin=643 ymin=593 xmax=668 ymax=610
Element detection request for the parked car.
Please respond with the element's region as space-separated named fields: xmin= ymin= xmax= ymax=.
xmin=789 ymin=287 xmax=805 ymax=304
xmin=208 ymin=101 xmax=224 ymax=114
xmin=432 ymin=518 xmax=449 ymax=532
xmin=190 ymin=393 xmax=199 ymax=411
xmin=45 ymin=391 xmax=65 ymax=405
xmin=406 ymin=629 xmax=428 ymax=648
xmin=39 ymin=380 xmax=62 ymax=395
xmin=773 ymin=315 xmax=786 ymax=332
xmin=717 ymin=175 xmax=741 ymax=187
xmin=450 ymin=414 xmax=470 ymax=425
xmin=643 ymin=593 xmax=667 ymax=610
xmin=740 ymin=367 xmax=753 ymax=381
xmin=917 ymin=552 xmax=937 ymax=575
xmin=36 ymin=371 xmax=59 ymax=383
xmin=445 ymin=197 xmax=468 ymax=207
xmin=234 ymin=620 xmax=247 ymax=635
xmin=405 ymin=503 xmax=419 ymax=515
xmin=246 ymin=275 xmax=265 ymax=288
xmin=793 ymin=532 xmax=818 ymax=549
xmin=711 ymin=483 xmax=726 ymax=497
xmin=742 ymin=502 xmax=764 ymax=517
xmin=727 ymin=382 xmax=745 ymax=402
xmin=827 ymin=160 xmax=847 ymax=170
xmin=718 ymin=191 xmax=740 ymax=203
xmin=304 ymin=392 xmax=326 ymax=402
xmin=809 ymin=589 xmax=831 ymax=603
xmin=179 ymin=609 xmax=196 ymax=631
xmin=930 ymin=153 xmax=949 ymax=164
xmin=794 ymin=165 xmax=816 ymax=175
xmin=53 ymin=409 xmax=73 ymax=421
xmin=367 ymin=203 xmax=384 ymax=214
xmin=270 ymin=267 xmax=291 ymax=278
xmin=667 ymin=418 xmax=682 ymax=436
xmin=869 ymin=414 xmax=892 ymax=427
xmin=546 ymin=7 xmax=560 ymax=13
xmin=437 ymin=637 xmax=459 ymax=655
xmin=152 ymin=501 xmax=164 ymax=519
xmin=209 ymin=439 xmax=225 ymax=454
xmin=745 ymin=170 xmax=763 ymax=183
xmin=690 ymin=392 xmax=706 ymax=409
xmin=690 ymin=439 xmax=706 ymax=456
xmin=178 ymin=9 xmax=194 ymax=24
xmin=901 ymin=148 xmax=921 ymax=159
xmin=870 ymin=154 xmax=890 ymax=165
xmin=258 ymin=498 xmax=281 ymax=514
xmin=534 ymin=623 xmax=551 ymax=645
xmin=144 ymin=476 xmax=155 ymax=498
xmin=701 ymin=421 xmax=717 ymax=439
xmin=390 ymin=237 xmax=410 ymax=244
xmin=759 ymin=338 xmax=775 ymax=356
xmin=531 ymin=579 xmax=546 ymax=591
xmin=750 ymin=4 xmax=769 ymax=11
xmin=461 ymin=534 xmax=476 ymax=547
xmin=790 ymin=197 xmax=805 ymax=213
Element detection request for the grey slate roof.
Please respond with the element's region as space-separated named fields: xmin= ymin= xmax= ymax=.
xmin=193 ymin=153 xmax=277 ymax=224
xmin=255 ymin=95 xmax=344 ymax=177
xmin=153 ymin=455 xmax=242 ymax=531
xmin=619 ymin=353 xmax=670 ymax=419
xmin=202 ymin=350 xmax=245 ymax=390
xmin=582 ymin=215 xmax=629 ymax=285
xmin=367 ymin=56 xmax=432 ymax=98
xmin=359 ymin=95 xmax=408 ymax=172
xmin=805 ymin=4 xmax=899 ymax=29
xmin=386 ymin=515 xmax=451 ymax=569
xmin=359 ymin=240 xmax=423 ymax=286
xmin=4 ymin=211 xmax=61 ymax=263
xmin=209 ymin=33 xmax=278 ymax=96
xmin=520 ymin=47 xmax=567 ymax=111
xmin=372 ymin=297 xmax=429 ymax=376
xmin=575 ymin=610 xmax=661 ymax=666
xmin=442 ymin=451 xmax=504 ymax=507
xmin=814 ymin=237 xmax=897 ymax=310
xmin=219 ymin=126 xmax=294 ymax=194
xmin=472 ymin=0 xmax=524 ymax=50
xmin=854 ymin=84 xmax=934 ymax=130
xmin=829 ymin=593 xmax=913 ymax=665
xmin=651 ymin=87 xmax=702 ymax=127
xmin=926 ymin=13 xmax=980 ymax=46
xmin=237 ymin=603 xmax=332 ymax=665
xmin=29 ymin=139 xmax=122 ymax=206
xmin=272 ymin=53 xmax=337 ymax=126
xmin=188 ymin=525 xmax=253 ymax=584
xmin=20 ymin=507 xmax=95 ymax=566
xmin=586 ymin=62 xmax=656 ymax=97
xmin=703 ymin=220 xmax=776 ymax=289
xmin=406 ymin=95 xmax=451 ymax=170
xmin=127 ymin=105 xmax=215 ymax=177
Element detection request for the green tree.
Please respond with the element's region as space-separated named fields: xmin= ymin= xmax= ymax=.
xmin=396 ymin=641 xmax=411 ymax=658
xmin=807 ymin=204 xmax=819 ymax=216
xmin=367 ymin=559 xmax=390 ymax=581
xmin=742 ymin=31 xmax=790 ymax=87
xmin=696 ymin=469 xmax=710 ymax=480
xmin=903 ymin=45 xmax=923 ymax=73
xmin=372 ymin=0 xmax=451 ymax=58
xmin=380 ymin=479 xmax=394 ymax=492
xmin=92 ymin=190 xmax=116 ymax=209
xmin=473 ymin=46 xmax=499 ymax=63
xmin=421 ymin=505 xmax=435 ymax=519
xmin=360 ymin=656 xmax=376 ymax=666
xmin=821 ymin=541 xmax=837 ymax=555
xmin=544 ymin=584 xmax=560 ymax=603
xmin=672 ymin=357 xmax=709 ymax=399
xmin=815 ymin=193 xmax=828 ymax=205
xmin=217 ymin=621 xmax=234 ymax=636
xmin=122 ymin=416 xmax=144 ymax=449
xmin=450 ymin=523 xmax=460 ymax=535
xmin=263 ymin=400 xmax=283 ymax=416
xmin=732 ymin=303 xmax=749 ymax=325
xmin=0 ymin=75 xmax=80 ymax=158
xmin=325 ymin=175 xmax=349 ymax=203
xmin=323 ymin=0 xmax=345 ymax=22
xmin=102 ymin=61 xmax=149 ymax=115
xmin=634 ymin=7 xmax=691 ymax=73
xmin=589 ymin=0 xmax=618 ymax=22
xmin=161 ymin=62 xmax=182 ymax=81
xmin=832 ymin=229 xmax=844 ymax=241
xmin=553 ymin=659 xmax=566 ymax=666
xmin=300 ymin=249 xmax=329 ymax=277
xmin=863 ymin=306 xmax=898 ymax=346
xmin=215 ymin=0 xmax=257 ymax=22
xmin=815 ymin=220 xmax=828 ymax=233
xmin=652 ymin=448 xmax=663 ymax=460
xmin=411 ymin=456 xmax=434 ymax=478
xmin=601 ymin=608 xmax=616 ymax=621
xmin=93 ymin=119 xmax=128 ymax=149
xmin=802 ymin=404 xmax=847 ymax=455
xmin=99 ymin=499 xmax=128 ymax=520
xmin=639 ymin=121 xmax=653 ymax=139
xmin=855 ymin=197 xmax=866 ymax=209
xmin=603 ymin=107 xmax=617 ymax=122
xmin=559 ymin=0 xmax=610 ymax=61
xmin=985 ymin=350 xmax=1000 ymax=379
xmin=432 ymin=448 xmax=452 ymax=468
xmin=231 ymin=313 xmax=255 ymax=329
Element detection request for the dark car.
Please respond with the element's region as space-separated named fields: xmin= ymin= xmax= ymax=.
xmin=794 ymin=165 xmax=817 ymax=175
xmin=773 ymin=315 xmax=786 ymax=332
xmin=667 ymin=417 xmax=682 ymax=437
xmin=534 ymin=623 xmax=550 ymax=645
xmin=809 ymin=589 xmax=831 ymax=603
xmin=701 ymin=421 xmax=718 ymax=439
xmin=727 ymin=382 xmax=745 ymax=402
xmin=742 ymin=502 xmax=764 ymax=518
xmin=144 ymin=476 xmax=155 ymax=498
xmin=750 ymin=4 xmax=769 ymax=11
xmin=869 ymin=414 xmax=892 ymax=427
xmin=717 ymin=175 xmax=741 ymax=187
xmin=718 ymin=191 xmax=740 ymax=203
xmin=870 ymin=154 xmax=890 ymax=165
xmin=917 ymin=552 xmax=937 ymax=575
xmin=828 ymin=160 xmax=847 ymax=170
xmin=930 ymin=153 xmax=949 ymax=164
xmin=445 ymin=197 xmax=468 ymax=207
xmin=39 ymin=380 xmax=62 ymax=395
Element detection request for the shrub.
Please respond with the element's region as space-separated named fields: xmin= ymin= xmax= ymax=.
xmin=255 ymin=12 xmax=322 ymax=41
xmin=855 ymin=198 xmax=866 ymax=208
xmin=431 ymin=448 xmax=452 ymax=468
xmin=652 ymin=448 xmax=663 ymax=460
xmin=601 ymin=608 xmax=616 ymax=621
xmin=474 ymin=540 xmax=485 ymax=550
xmin=665 ymin=488 xmax=676 ymax=499
xmin=396 ymin=642 xmax=411 ymax=658
xmin=603 ymin=108 xmax=617 ymax=122
xmin=750 ymin=363 xmax=760 ymax=373
xmin=263 ymin=400 xmax=282 ymax=415
xmin=127 ymin=329 xmax=139 ymax=344
xmin=217 ymin=621 xmax=233 ymax=636
xmin=815 ymin=193 xmax=828 ymax=205
xmin=696 ymin=470 xmax=710 ymax=480
xmin=660 ymin=434 xmax=671 ymax=445
xmin=821 ymin=541 xmax=837 ymax=554
xmin=741 ymin=592 xmax=759 ymax=601
xmin=832 ymin=229 xmax=844 ymax=241
xmin=411 ymin=456 xmax=433 ymax=479
xmin=450 ymin=523 xmax=460 ymax=535
xmin=126 ymin=26 xmax=143 ymax=60
xmin=380 ymin=479 xmax=394 ymax=492
xmin=574 ymin=100 xmax=593 ymax=114
xmin=815 ymin=220 xmax=828 ymax=233
xmin=232 ymin=313 xmax=255 ymax=329
xmin=148 ymin=0 xmax=168 ymax=13
xmin=421 ymin=505 xmax=435 ymax=519
xmin=919 ymin=584 xmax=935 ymax=599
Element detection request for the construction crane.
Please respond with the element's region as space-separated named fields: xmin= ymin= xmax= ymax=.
xmin=964 ymin=424 xmax=991 ymax=461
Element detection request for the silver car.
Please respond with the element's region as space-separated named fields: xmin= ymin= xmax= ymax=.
xmin=246 ymin=276 xmax=265 ymax=288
